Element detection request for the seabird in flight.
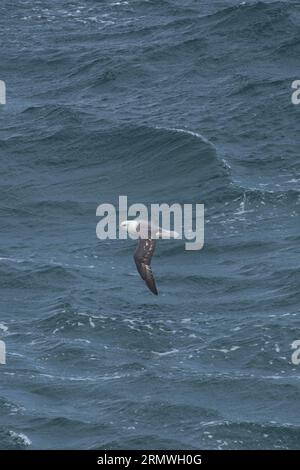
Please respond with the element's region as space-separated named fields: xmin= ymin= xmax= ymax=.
xmin=120 ymin=220 xmax=179 ymax=295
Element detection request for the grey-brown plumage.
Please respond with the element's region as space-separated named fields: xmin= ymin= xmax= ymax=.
xmin=120 ymin=219 xmax=179 ymax=295
xmin=134 ymin=238 xmax=158 ymax=295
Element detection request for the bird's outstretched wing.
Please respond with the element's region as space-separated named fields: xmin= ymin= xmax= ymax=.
xmin=134 ymin=238 xmax=158 ymax=295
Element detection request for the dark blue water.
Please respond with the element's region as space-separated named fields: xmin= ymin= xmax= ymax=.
xmin=0 ymin=0 xmax=300 ymax=450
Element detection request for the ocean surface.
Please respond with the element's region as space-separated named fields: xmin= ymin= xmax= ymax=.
xmin=0 ymin=0 xmax=299 ymax=450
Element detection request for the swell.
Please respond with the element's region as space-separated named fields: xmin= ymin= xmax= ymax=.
xmin=1 ymin=122 xmax=230 ymax=203
xmin=2 ymin=121 xmax=299 ymax=212
xmin=2 ymin=1 xmax=296 ymax=93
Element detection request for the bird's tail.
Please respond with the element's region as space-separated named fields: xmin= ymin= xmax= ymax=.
xmin=157 ymin=228 xmax=180 ymax=239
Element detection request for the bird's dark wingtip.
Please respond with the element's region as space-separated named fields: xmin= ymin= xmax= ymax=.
xmin=149 ymin=283 xmax=158 ymax=296
xmin=147 ymin=285 xmax=158 ymax=295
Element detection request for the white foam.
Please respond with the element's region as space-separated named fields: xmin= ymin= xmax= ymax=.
xmin=74 ymin=338 xmax=91 ymax=344
xmin=152 ymin=349 xmax=179 ymax=357
xmin=156 ymin=125 xmax=215 ymax=148
xmin=9 ymin=431 xmax=32 ymax=446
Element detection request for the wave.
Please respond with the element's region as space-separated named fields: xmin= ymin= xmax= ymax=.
xmin=2 ymin=119 xmax=298 ymax=225
xmin=0 ymin=428 xmax=31 ymax=450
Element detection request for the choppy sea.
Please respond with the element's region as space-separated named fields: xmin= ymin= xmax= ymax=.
xmin=0 ymin=0 xmax=299 ymax=449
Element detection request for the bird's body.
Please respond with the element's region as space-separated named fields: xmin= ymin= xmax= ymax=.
xmin=120 ymin=219 xmax=178 ymax=295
